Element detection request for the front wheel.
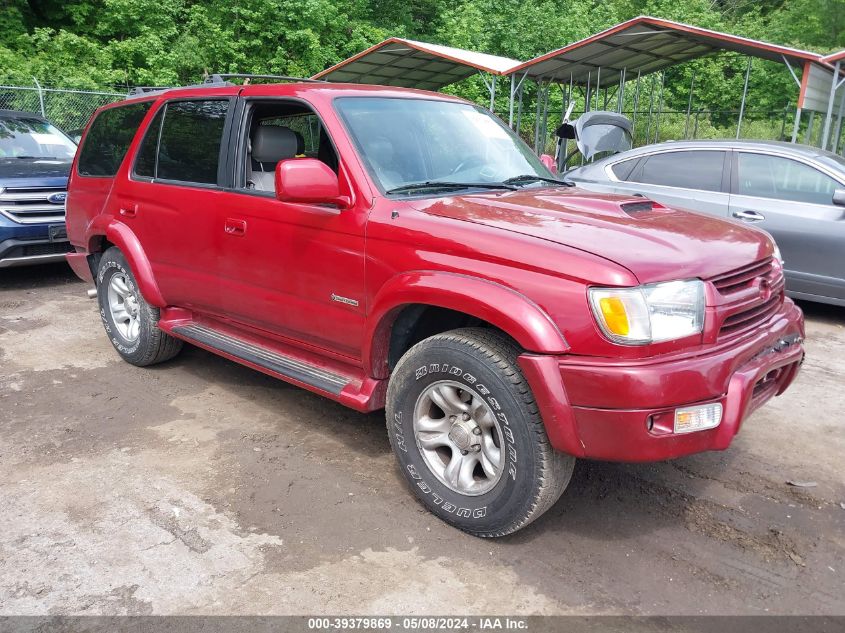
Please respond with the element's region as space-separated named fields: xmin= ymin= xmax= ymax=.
xmin=386 ymin=328 xmax=575 ymax=537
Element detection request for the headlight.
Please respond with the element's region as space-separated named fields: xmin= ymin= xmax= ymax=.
xmin=589 ymin=279 xmax=705 ymax=345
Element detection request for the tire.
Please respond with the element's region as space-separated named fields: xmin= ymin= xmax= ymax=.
xmin=96 ymin=247 xmax=182 ymax=367
xmin=386 ymin=327 xmax=575 ymax=537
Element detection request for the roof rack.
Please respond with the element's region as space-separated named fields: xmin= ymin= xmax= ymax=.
xmin=204 ymin=73 xmax=324 ymax=84
xmin=128 ymin=86 xmax=175 ymax=95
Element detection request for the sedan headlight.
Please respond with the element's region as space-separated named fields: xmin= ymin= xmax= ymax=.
xmin=589 ymin=279 xmax=705 ymax=345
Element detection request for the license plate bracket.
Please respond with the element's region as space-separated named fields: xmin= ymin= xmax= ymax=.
xmin=48 ymin=225 xmax=67 ymax=242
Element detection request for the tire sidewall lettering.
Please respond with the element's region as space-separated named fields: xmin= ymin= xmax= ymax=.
xmin=98 ymin=257 xmax=142 ymax=355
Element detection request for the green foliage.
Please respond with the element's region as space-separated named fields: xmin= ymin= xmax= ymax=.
xmin=0 ymin=0 xmax=841 ymax=134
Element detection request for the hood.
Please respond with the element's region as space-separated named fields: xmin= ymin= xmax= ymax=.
xmin=409 ymin=188 xmax=772 ymax=284
xmin=0 ymin=158 xmax=71 ymax=189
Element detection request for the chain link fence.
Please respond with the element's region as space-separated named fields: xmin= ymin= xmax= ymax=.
xmin=0 ymin=84 xmax=125 ymax=134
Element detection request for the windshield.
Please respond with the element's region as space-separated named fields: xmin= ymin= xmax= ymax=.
xmin=334 ymin=97 xmax=553 ymax=193
xmin=0 ymin=116 xmax=77 ymax=160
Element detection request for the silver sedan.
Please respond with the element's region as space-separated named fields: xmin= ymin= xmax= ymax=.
xmin=567 ymin=140 xmax=845 ymax=307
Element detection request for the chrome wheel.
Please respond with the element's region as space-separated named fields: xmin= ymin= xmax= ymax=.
xmin=107 ymin=272 xmax=141 ymax=342
xmin=413 ymin=380 xmax=504 ymax=496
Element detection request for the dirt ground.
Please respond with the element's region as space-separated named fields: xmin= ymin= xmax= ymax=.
xmin=0 ymin=263 xmax=843 ymax=616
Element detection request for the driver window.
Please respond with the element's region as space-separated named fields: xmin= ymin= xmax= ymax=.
xmin=242 ymin=102 xmax=339 ymax=193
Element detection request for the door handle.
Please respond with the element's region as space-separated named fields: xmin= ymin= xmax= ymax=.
xmin=119 ymin=204 xmax=138 ymax=218
xmin=732 ymin=210 xmax=765 ymax=222
xmin=224 ymin=218 xmax=246 ymax=236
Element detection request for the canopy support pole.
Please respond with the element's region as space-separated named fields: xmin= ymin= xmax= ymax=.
xmin=684 ymin=69 xmax=696 ymax=139
xmin=477 ymin=71 xmax=496 ymax=113
xmin=508 ymin=71 xmax=528 ymax=129
xmin=616 ymin=67 xmax=626 ymax=113
xmin=534 ymin=78 xmax=544 ymax=152
xmin=516 ymin=80 xmax=525 ymax=137
xmin=631 ymin=70 xmax=641 ymax=139
xmin=645 ymin=73 xmax=656 ymax=143
xmin=791 ymin=108 xmax=803 ymax=143
xmin=833 ymin=86 xmax=845 ymax=153
xmin=783 ymin=55 xmax=804 ymax=144
xmin=585 ymin=71 xmax=591 ymax=113
xmin=595 ymin=67 xmax=601 ymax=110
xmin=821 ymin=61 xmax=844 ymax=150
xmin=540 ymin=81 xmax=550 ymax=153
xmin=736 ymin=57 xmax=752 ymax=139
xmin=653 ymin=71 xmax=665 ymax=143
xmin=804 ymin=111 xmax=815 ymax=145
xmin=508 ymin=75 xmax=515 ymax=127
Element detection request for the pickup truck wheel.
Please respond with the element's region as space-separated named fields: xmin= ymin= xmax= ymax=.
xmin=96 ymin=247 xmax=182 ymax=367
xmin=386 ymin=328 xmax=575 ymax=537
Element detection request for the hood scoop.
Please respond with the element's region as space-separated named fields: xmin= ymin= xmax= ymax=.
xmin=619 ymin=199 xmax=655 ymax=217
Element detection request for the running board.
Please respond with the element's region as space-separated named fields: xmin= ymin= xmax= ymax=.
xmin=172 ymin=323 xmax=349 ymax=395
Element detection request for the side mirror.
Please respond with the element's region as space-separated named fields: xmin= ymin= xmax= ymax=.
xmin=540 ymin=154 xmax=557 ymax=174
xmin=833 ymin=189 xmax=845 ymax=207
xmin=275 ymin=158 xmax=350 ymax=207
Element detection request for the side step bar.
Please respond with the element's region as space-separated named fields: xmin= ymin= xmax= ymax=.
xmin=172 ymin=323 xmax=350 ymax=395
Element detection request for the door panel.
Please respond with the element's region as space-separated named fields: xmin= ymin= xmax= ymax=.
xmin=214 ymin=190 xmax=366 ymax=359
xmin=730 ymin=152 xmax=845 ymax=301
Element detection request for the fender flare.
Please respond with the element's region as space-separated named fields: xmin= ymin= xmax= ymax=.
xmin=365 ymin=271 xmax=568 ymax=378
xmin=89 ymin=219 xmax=166 ymax=308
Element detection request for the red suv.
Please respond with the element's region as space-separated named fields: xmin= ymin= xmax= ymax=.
xmin=66 ymin=78 xmax=805 ymax=537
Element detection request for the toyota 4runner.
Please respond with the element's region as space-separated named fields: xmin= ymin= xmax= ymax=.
xmin=65 ymin=78 xmax=805 ymax=537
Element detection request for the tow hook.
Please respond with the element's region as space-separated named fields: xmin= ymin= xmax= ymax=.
xmin=86 ymin=288 xmax=97 ymax=299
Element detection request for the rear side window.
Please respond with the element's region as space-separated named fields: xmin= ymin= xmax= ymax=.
xmin=155 ymin=100 xmax=229 ymax=184
xmin=77 ymin=101 xmax=153 ymax=177
xmin=633 ymin=150 xmax=725 ymax=192
xmin=610 ymin=157 xmax=639 ymax=181
xmin=134 ymin=108 xmax=164 ymax=178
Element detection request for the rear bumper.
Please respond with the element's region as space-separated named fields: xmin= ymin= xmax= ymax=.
xmin=519 ymin=299 xmax=805 ymax=462
xmin=66 ymin=249 xmax=94 ymax=283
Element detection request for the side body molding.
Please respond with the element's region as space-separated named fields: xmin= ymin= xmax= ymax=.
xmin=89 ymin=218 xmax=166 ymax=308
xmin=365 ymin=271 xmax=569 ymax=378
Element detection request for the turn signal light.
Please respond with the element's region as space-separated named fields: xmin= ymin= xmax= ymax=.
xmin=673 ymin=403 xmax=723 ymax=434
xmin=598 ymin=297 xmax=630 ymax=336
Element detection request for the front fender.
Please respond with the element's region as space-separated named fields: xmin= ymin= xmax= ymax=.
xmin=89 ymin=218 xmax=166 ymax=308
xmin=365 ymin=271 xmax=568 ymax=378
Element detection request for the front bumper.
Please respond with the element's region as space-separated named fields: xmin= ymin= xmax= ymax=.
xmin=0 ymin=234 xmax=72 ymax=268
xmin=519 ymin=298 xmax=805 ymax=462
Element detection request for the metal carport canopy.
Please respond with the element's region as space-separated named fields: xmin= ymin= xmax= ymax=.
xmin=509 ymin=15 xmax=821 ymax=86
xmin=312 ymin=38 xmax=522 ymax=90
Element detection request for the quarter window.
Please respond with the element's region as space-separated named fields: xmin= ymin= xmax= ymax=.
xmin=610 ymin=157 xmax=639 ymax=181
xmin=633 ymin=151 xmax=725 ymax=192
xmin=737 ymin=153 xmax=839 ymax=205
xmin=77 ymin=101 xmax=153 ymax=177
xmin=154 ymin=100 xmax=230 ymax=185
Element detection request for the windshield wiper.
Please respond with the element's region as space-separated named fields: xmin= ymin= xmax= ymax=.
xmin=386 ymin=181 xmax=517 ymax=195
xmin=502 ymin=174 xmax=575 ymax=187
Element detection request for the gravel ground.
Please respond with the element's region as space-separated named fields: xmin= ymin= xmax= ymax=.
xmin=0 ymin=263 xmax=843 ymax=616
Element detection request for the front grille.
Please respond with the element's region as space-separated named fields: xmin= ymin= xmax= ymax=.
xmin=2 ymin=241 xmax=73 ymax=259
xmin=712 ymin=257 xmax=785 ymax=340
xmin=0 ymin=187 xmax=67 ymax=224
xmin=711 ymin=257 xmax=774 ymax=295
xmin=719 ymin=294 xmax=783 ymax=337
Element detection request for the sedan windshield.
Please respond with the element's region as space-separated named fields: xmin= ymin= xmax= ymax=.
xmin=0 ymin=116 xmax=77 ymax=160
xmin=334 ymin=97 xmax=554 ymax=193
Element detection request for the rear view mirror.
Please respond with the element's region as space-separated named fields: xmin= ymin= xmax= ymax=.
xmin=275 ymin=158 xmax=350 ymax=208
xmin=833 ymin=189 xmax=845 ymax=207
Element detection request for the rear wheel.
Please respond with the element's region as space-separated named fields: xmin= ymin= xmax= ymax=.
xmin=96 ymin=247 xmax=182 ymax=366
xmin=386 ymin=328 xmax=575 ymax=537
